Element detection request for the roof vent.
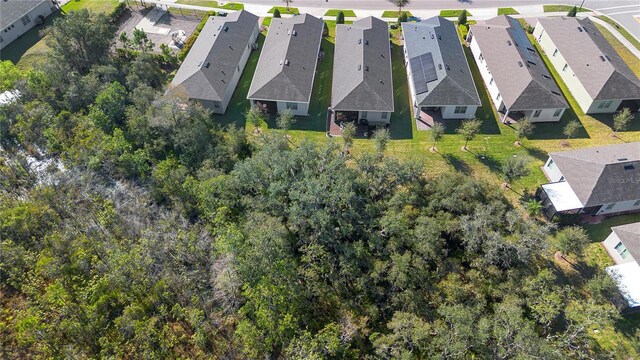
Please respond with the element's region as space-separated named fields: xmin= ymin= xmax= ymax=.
xmin=518 ymin=61 xmax=523 ymax=67
xmin=280 ymin=59 xmax=283 ymax=65
xmin=358 ymin=39 xmax=362 ymax=44
xmin=618 ymin=158 xmax=628 ymax=161
xmin=605 ymin=55 xmax=611 ymax=61
xmin=358 ymin=64 xmax=361 ymax=70
xmin=292 ymin=30 xmax=297 ymax=36
xmin=552 ymin=91 xmax=561 ymax=96
xmin=365 ymin=65 xmax=369 ymax=71
xmin=438 ymin=35 xmax=442 ymax=40
xmin=365 ymin=40 xmax=369 ymax=45
xmin=204 ymin=62 xmax=210 ymax=68
xmin=285 ymin=59 xmax=290 ymax=66
xmin=599 ymin=55 xmax=605 ymax=61
xmin=527 ymin=60 xmax=536 ymax=65
xmin=430 ymin=33 xmax=434 ymax=39
xmin=445 ymin=65 xmax=450 ymax=70
xmin=507 ymin=40 xmax=512 ymax=46
xmin=624 ymin=165 xmax=635 ymax=170
xmin=224 ymin=26 xmax=229 ymax=32
xmin=577 ymin=27 xmax=583 ymax=32
xmin=543 ymin=74 xmax=551 ymax=79
xmin=438 ymin=64 xmax=442 ymax=70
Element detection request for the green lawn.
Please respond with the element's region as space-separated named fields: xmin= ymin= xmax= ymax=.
xmin=267 ymin=6 xmax=300 ymax=15
xmin=497 ymin=7 xmax=519 ymax=15
xmin=439 ymin=10 xmax=472 ymax=17
xmin=61 ymin=0 xmax=119 ymax=13
xmin=596 ymin=15 xmax=640 ymax=51
xmin=324 ymin=9 xmax=356 ymax=17
xmin=175 ymin=0 xmax=244 ymax=10
xmin=382 ymin=10 xmax=413 ymax=18
xmin=543 ymin=5 xmax=591 ymax=13
xmin=1 ymin=0 xmax=119 ymax=68
xmin=262 ymin=17 xmax=271 ymax=27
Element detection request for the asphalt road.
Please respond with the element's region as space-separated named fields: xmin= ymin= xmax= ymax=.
xmin=243 ymin=0 xmax=640 ymax=39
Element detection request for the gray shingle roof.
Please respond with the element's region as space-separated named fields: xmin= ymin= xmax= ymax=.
xmin=1 ymin=0 xmax=48 ymax=28
xmin=470 ymin=16 xmax=567 ymax=110
xmin=331 ymin=17 xmax=394 ymax=112
xmin=170 ymin=11 xmax=258 ymax=102
xmin=247 ymin=14 xmax=324 ymax=103
xmin=402 ymin=17 xmax=480 ymax=107
xmin=611 ymin=222 xmax=640 ymax=262
xmin=537 ymin=17 xmax=640 ymax=101
xmin=550 ymin=142 xmax=640 ymax=207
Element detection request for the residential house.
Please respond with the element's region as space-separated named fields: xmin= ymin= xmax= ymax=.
xmin=538 ymin=142 xmax=640 ymax=219
xmin=467 ymin=16 xmax=568 ymax=123
xmin=534 ymin=17 xmax=640 ymax=114
xmin=247 ymin=14 xmax=324 ymax=116
xmin=402 ymin=17 xmax=480 ymax=122
xmin=169 ymin=10 xmax=259 ymax=114
xmin=331 ymin=16 xmax=394 ymax=126
xmin=602 ymin=223 xmax=640 ymax=314
xmin=1 ymin=0 xmax=55 ymax=50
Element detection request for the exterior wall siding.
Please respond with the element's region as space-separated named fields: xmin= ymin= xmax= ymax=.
xmin=442 ymin=105 xmax=478 ymax=119
xmin=533 ymin=22 xmax=624 ymax=115
xmin=543 ymin=157 xmax=564 ymax=182
xmin=602 ymin=232 xmax=636 ymax=265
xmin=276 ymin=101 xmax=309 ymax=116
xmin=469 ymin=34 xmax=504 ymax=112
xmin=1 ymin=2 xmax=54 ymax=50
xmin=523 ymin=108 xmax=565 ymax=122
xmin=596 ymin=199 xmax=640 ymax=215
xmin=359 ymin=110 xmax=391 ymax=125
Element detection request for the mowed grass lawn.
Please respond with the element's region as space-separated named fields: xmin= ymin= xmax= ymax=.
xmin=382 ymin=11 xmax=412 ymax=18
xmin=543 ymin=5 xmax=591 ymax=13
xmin=175 ymin=0 xmax=244 ymax=10
xmin=1 ymin=0 xmax=119 ymax=68
xmin=439 ymin=10 xmax=472 ymax=17
xmin=324 ymin=9 xmax=356 ymax=17
xmin=267 ymin=6 xmax=299 ymax=15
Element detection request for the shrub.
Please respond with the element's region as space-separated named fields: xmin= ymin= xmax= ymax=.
xmin=336 ymin=11 xmax=345 ymax=24
xmin=398 ymin=12 xmax=408 ymax=24
xmin=273 ymin=8 xmax=281 ymax=18
xmin=567 ymin=6 xmax=578 ymax=17
xmin=458 ymin=10 xmax=468 ymax=26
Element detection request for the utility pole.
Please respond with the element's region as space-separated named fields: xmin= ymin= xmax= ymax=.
xmin=579 ymin=0 xmax=586 ymax=11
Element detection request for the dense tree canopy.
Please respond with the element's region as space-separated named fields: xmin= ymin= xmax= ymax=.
xmin=0 ymin=7 xmax=630 ymax=359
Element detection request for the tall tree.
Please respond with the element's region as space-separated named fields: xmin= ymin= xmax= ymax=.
xmin=613 ymin=107 xmax=633 ymax=137
xmin=390 ymin=0 xmax=410 ymax=16
xmin=336 ymin=11 xmax=345 ymax=24
xmin=458 ymin=10 xmax=468 ymax=25
xmin=276 ymin=109 xmax=296 ymax=135
xmin=430 ymin=122 xmax=444 ymax=152
xmin=457 ymin=118 xmax=482 ymax=150
xmin=341 ymin=122 xmax=356 ymax=152
xmin=553 ymin=226 xmax=590 ymax=262
xmin=562 ymin=120 xmax=581 ymax=145
xmin=567 ymin=6 xmax=578 ymax=17
xmin=373 ymin=128 xmax=390 ymax=155
xmin=46 ymin=9 xmax=114 ymax=74
xmin=282 ymin=0 xmax=292 ymax=11
xmin=514 ymin=118 xmax=534 ymax=145
xmin=246 ymin=105 xmax=265 ymax=133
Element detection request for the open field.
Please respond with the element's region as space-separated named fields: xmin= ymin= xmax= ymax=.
xmin=267 ymin=6 xmax=299 ymax=15
xmin=543 ymin=5 xmax=591 ymax=13
xmin=175 ymin=0 xmax=244 ymax=10
xmin=439 ymin=10 xmax=472 ymax=17
xmin=324 ymin=9 xmax=356 ymax=17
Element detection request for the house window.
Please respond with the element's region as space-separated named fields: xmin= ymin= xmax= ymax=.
xmin=21 ymin=15 xmax=31 ymax=26
xmin=552 ymin=49 xmax=558 ymax=57
xmin=597 ymin=100 xmax=613 ymax=109
xmin=604 ymin=203 xmax=615 ymax=210
xmin=614 ymin=242 xmax=629 ymax=259
xmin=489 ymin=78 xmax=494 ymax=85
xmin=633 ymin=200 xmax=640 ymax=207
xmin=286 ymin=102 xmax=298 ymax=110
xmin=381 ymin=112 xmax=388 ymax=119
xmin=553 ymin=109 xmax=562 ymax=117
xmin=213 ymin=101 xmax=221 ymax=109
xmin=533 ymin=110 xmax=542 ymax=118
xmin=454 ymin=106 xmax=468 ymax=114
xmin=562 ymin=63 xmax=568 ymax=71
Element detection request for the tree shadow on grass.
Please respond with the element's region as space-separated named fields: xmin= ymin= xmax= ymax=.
xmin=528 ymin=108 xmax=590 ymax=140
xmin=523 ymin=145 xmax=548 ymax=162
xmin=592 ymin=111 xmax=640 ymax=138
xmin=474 ymin=152 xmax=502 ymax=175
xmin=441 ymin=153 xmax=472 ymax=175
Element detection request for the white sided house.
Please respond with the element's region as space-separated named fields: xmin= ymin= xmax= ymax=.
xmin=247 ymin=14 xmax=324 ymax=116
xmin=467 ymin=16 xmax=568 ymax=123
xmin=169 ymin=11 xmax=259 ymax=114
xmin=402 ymin=17 xmax=480 ymax=121
xmin=1 ymin=0 xmax=55 ymax=50
xmin=331 ymin=17 xmax=394 ymax=126
xmin=601 ymin=223 xmax=640 ymax=314
xmin=534 ymin=17 xmax=640 ymax=114
xmin=538 ymin=142 xmax=640 ymax=219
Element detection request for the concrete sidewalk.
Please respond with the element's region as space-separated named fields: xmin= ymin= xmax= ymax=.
xmin=589 ymin=15 xmax=640 ymax=58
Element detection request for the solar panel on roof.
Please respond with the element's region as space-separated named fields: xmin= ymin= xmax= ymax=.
xmin=422 ymin=53 xmax=438 ymax=83
xmin=409 ymin=52 xmax=439 ymax=95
